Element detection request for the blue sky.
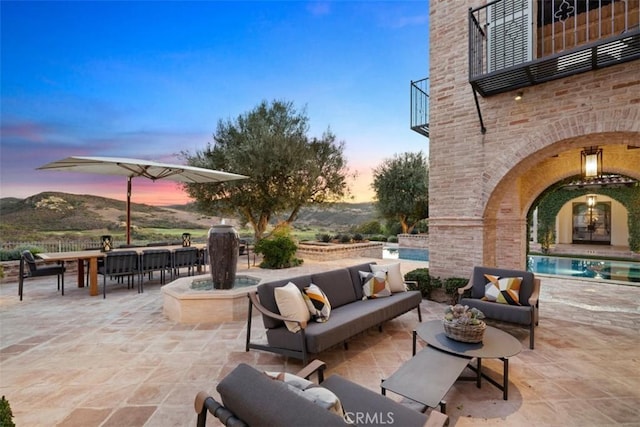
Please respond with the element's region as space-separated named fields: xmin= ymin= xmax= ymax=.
xmin=1 ymin=0 xmax=429 ymax=205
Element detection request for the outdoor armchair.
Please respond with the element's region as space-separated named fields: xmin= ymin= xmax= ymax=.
xmin=172 ymin=247 xmax=199 ymax=277
xmin=457 ymin=266 xmax=541 ymax=349
xmin=18 ymin=250 xmax=65 ymax=301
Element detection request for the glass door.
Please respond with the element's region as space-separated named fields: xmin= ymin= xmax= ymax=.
xmin=572 ymin=202 xmax=611 ymax=244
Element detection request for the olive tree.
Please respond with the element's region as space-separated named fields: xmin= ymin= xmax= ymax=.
xmin=372 ymin=151 xmax=429 ymax=234
xmin=182 ymin=100 xmax=351 ymax=241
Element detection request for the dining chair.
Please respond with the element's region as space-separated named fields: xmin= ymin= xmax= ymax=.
xmin=139 ymin=249 xmax=172 ymax=292
xmin=98 ymin=251 xmax=139 ymax=298
xmin=172 ymin=247 xmax=199 ymax=278
xmin=18 ymin=250 xmax=65 ymax=301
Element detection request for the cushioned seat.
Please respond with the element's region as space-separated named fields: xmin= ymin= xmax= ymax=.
xmin=457 ymin=266 xmax=541 ymax=349
xmin=18 ymin=250 xmax=65 ymax=301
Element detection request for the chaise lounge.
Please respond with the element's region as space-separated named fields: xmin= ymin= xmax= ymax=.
xmin=194 ymin=360 xmax=449 ymax=427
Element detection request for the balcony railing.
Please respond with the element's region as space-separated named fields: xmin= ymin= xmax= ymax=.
xmin=410 ymin=78 xmax=429 ymax=137
xmin=469 ymin=0 xmax=640 ymax=97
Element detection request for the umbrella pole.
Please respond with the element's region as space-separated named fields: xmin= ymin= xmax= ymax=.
xmin=127 ymin=177 xmax=132 ymax=245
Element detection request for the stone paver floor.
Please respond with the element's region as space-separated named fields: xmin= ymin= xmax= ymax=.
xmin=1 ymin=257 xmax=639 ymax=426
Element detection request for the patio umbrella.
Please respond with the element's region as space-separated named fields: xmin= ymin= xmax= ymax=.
xmin=37 ymin=155 xmax=247 ymax=244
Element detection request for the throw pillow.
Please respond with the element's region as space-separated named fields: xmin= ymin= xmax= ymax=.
xmin=303 ymin=284 xmax=332 ymax=322
xmin=371 ymin=263 xmax=406 ymax=292
xmin=482 ymin=274 xmax=522 ymax=305
xmin=274 ymin=282 xmax=311 ymax=332
xmin=265 ymin=371 xmax=347 ymax=419
xmin=359 ymin=270 xmax=391 ymax=299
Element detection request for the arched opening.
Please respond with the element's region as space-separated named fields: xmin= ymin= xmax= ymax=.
xmin=482 ymin=132 xmax=640 ymax=270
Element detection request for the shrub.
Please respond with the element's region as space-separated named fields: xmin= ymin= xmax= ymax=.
xmin=254 ymin=228 xmax=303 ymax=269
xmin=354 ymin=220 xmax=383 ymax=235
xmin=353 ymin=233 xmax=363 ymax=242
xmin=387 ymin=235 xmax=398 ymax=243
xmin=404 ymin=268 xmax=439 ymax=298
xmin=0 ymin=396 xmax=14 ymax=427
xmin=443 ymin=277 xmax=468 ymax=298
xmin=0 ymin=246 xmax=43 ymax=261
xmin=368 ymin=235 xmax=388 ymax=242
xmin=339 ymin=234 xmax=352 ymax=244
xmin=316 ymin=233 xmax=332 ymax=243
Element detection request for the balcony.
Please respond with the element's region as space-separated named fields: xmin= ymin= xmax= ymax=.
xmin=470 ymin=0 xmax=640 ymax=97
xmin=410 ymin=78 xmax=429 ymax=137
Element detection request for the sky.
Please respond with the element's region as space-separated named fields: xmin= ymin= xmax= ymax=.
xmin=1 ymin=0 xmax=429 ymax=206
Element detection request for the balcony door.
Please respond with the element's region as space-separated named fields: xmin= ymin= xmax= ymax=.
xmin=487 ymin=0 xmax=533 ymax=72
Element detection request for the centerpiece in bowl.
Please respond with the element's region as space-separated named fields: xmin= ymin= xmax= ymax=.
xmin=443 ymin=304 xmax=486 ymax=343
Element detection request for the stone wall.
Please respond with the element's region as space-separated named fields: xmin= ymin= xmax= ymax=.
xmin=428 ymin=0 xmax=640 ymax=278
xmin=397 ymin=234 xmax=429 ymax=248
xmin=296 ymin=242 xmax=383 ymax=261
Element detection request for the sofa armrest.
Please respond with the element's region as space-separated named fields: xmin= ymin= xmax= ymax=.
xmin=248 ymin=291 xmax=307 ymax=329
xmin=194 ymin=391 xmax=247 ymax=427
xmin=295 ymin=359 xmax=327 ymax=382
xmin=528 ymin=277 xmax=541 ymax=307
xmin=456 ymin=273 xmax=474 ymax=298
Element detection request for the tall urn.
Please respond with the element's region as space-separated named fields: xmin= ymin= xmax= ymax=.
xmin=208 ymin=224 xmax=239 ymax=289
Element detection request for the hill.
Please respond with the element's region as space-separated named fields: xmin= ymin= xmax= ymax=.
xmin=0 ymin=192 xmax=377 ymax=240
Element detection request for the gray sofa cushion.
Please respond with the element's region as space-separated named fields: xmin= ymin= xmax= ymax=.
xmin=471 ymin=267 xmax=535 ymax=306
xmin=322 ymin=375 xmax=429 ymax=426
xmin=312 ymin=269 xmax=358 ymax=308
xmin=217 ymin=363 xmax=346 ymax=426
xmin=460 ymin=297 xmax=533 ymax=325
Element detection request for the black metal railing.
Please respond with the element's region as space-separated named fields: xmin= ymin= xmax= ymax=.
xmin=410 ymin=77 xmax=429 ymax=138
xmin=469 ymin=0 xmax=640 ymax=96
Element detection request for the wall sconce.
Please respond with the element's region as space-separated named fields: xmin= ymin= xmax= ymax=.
xmin=581 ymin=146 xmax=602 ymax=178
xmin=586 ymin=194 xmax=597 ymax=207
xmin=514 ymin=91 xmax=523 ymax=101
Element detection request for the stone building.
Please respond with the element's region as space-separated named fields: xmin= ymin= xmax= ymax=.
xmin=412 ymin=0 xmax=640 ymax=279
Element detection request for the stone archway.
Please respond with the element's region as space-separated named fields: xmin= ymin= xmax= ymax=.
xmin=482 ymin=128 xmax=640 ymax=270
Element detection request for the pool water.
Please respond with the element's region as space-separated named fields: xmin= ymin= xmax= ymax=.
xmin=528 ymin=255 xmax=640 ymax=284
xmin=383 ymin=247 xmax=429 ymax=262
xmin=191 ymin=275 xmax=261 ymax=290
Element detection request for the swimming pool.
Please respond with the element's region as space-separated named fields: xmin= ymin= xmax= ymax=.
xmin=383 ymin=247 xmax=429 ymax=262
xmin=527 ymin=255 xmax=640 ymax=284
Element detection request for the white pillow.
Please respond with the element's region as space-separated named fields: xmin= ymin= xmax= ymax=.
xmin=274 ymin=282 xmax=311 ymax=332
xmin=371 ymin=263 xmax=406 ymax=292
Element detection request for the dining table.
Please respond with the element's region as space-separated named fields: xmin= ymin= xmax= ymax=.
xmin=37 ymin=244 xmax=206 ymax=297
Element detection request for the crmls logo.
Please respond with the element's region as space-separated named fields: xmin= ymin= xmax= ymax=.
xmin=344 ymin=411 xmax=395 ymax=424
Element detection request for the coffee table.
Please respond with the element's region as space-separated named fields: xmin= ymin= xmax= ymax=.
xmin=381 ymin=320 xmax=521 ymax=413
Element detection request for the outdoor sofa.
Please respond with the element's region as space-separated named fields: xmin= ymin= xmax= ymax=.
xmin=194 ymin=360 xmax=448 ymax=427
xmin=245 ymin=262 xmax=423 ymax=365
xmin=457 ymin=266 xmax=541 ymax=349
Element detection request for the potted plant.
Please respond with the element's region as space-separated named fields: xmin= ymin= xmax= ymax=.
xmin=443 ymin=304 xmax=486 ymax=343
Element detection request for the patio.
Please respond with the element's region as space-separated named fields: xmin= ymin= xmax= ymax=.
xmin=1 ymin=257 xmax=639 ymax=426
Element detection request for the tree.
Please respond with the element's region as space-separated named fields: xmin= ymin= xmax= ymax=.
xmin=182 ymin=100 xmax=351 ymax=241
xmin=372 ymin=152 xmax=429 ymax=234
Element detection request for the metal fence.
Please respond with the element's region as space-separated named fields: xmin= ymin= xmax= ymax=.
xmin=1 ymin=241 xmax=103 ymax=253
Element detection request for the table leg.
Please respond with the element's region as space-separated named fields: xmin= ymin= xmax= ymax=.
xmin=412 ymin=330 xmax=417 ymax=356
xmin=476 ymin=358 xmax=482 ymax=388
xmin=502 ymin=357 xmax=509 ymax=400
xmin=76 ymin=260 xmax=85 ymax=287
xmin=89 ymin=257 xmax=98 ymax=296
